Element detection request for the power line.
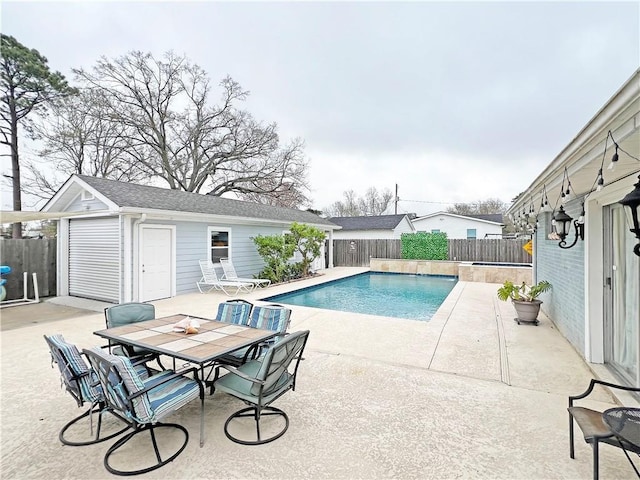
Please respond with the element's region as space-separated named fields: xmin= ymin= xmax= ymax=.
xmin=399 ymin=199 xmax=456 ymax=205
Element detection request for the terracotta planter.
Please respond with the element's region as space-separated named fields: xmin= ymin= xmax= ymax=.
xmin=512 ymin=299 xmax=542 ymax=325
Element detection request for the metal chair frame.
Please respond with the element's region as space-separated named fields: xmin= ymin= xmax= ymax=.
xmin=44 ymin=334 xmax=130 ymax=446
xmin=215 ymin=330 xmax=309 ymax=445
xmin=83 ymin=348 xmax=205 ymax=476
xmin=568 ymin=378 xmax=640 ymax=480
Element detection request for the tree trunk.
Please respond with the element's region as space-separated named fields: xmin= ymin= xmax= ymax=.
xmin=10 ymin=112 xmax=22 ymax=239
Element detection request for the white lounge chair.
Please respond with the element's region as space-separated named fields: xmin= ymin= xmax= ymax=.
xmin=220 ymin=258 xmax=271 ymax=288
xmin=197 ymin=260 xmax=254 ymax=296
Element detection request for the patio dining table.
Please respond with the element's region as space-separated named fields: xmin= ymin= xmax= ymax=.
xmin=93 ymin=313 xmax=278 ymax=387
xmin=602 ymin=407 xmax=640 ymax=478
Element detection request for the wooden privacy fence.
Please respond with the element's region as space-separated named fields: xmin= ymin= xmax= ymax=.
xmin=0 ymin=239 xmax=57 ymax=300
xmin=448 ymin=239 xmax=531 ymax=263
xmin=333 ymin=239 xmax=402 ymax=267
xmin=333 ymin=238 xmax=531 ymax=266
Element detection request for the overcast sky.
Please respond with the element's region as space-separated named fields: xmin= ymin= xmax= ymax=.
xmin=2 ymin=1 xmax=639 ymax=215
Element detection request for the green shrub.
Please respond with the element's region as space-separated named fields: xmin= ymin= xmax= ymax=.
xmin=285 ymin=222 xmax=326 ymax=277
xmin=253 ymin=222 xmax=326 ymax=283
xmin=401 ymin=232 xmax=448 ymax=260
xmin=253 ymin=233 xmax=296 ymax=284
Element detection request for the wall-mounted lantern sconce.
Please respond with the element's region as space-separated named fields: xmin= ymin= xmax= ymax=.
xmin=619 ymin=174 xmax=640 ymax=257
xmin=553 ymin=204 xmax=585 ymax=249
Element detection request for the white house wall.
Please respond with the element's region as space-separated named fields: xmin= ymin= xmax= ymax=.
xmin=412 ymin=215 xmax=502 ymax=239
xmin=394 ymin=217 xmax=416 ymax=237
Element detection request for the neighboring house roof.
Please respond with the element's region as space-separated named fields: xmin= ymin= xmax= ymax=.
xmin=466 ymin=214 xmax=504 ymax=224
xmin=44 ymin=174 xmax=338 ymax=228
xmin=413 ymin=211 xmax=504 ymax=225
xmin=328 ymin=214 xmax=413 ymax=231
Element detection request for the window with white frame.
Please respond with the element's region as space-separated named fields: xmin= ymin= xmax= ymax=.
xmin=467 ymin=228 xmax=477 ymax=239
xmin=208 ymin=227 xmax=230 ymax=264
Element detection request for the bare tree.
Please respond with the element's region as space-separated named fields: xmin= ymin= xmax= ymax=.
xmin=358 ymin=187 xmax=394 ymax=216
xmin=234 ymin=143 xmax=311 ymax=208
xmin=446 ymin=198 xmax=509 ymax=215
xmin=324 ymin=187 xmax=393 ymax=216
xmin=71 ymin=51 xmax=310 ymax=206
xmin=25 ymin=89 xmax=147 ymax=199
xmin=325 ymin=189 xmax=359 ymax=217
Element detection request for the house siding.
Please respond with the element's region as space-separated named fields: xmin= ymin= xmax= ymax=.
xmin=535 ymin=202 xmax=586 ymax=355
xmin=66 ymin=193 xmax=108 ymax=212
xmin=141 ymin=220 xmax=285 ymax=295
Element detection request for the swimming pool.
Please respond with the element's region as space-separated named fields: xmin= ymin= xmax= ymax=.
xmin=263 ymin=272 xmax=458 ymax=321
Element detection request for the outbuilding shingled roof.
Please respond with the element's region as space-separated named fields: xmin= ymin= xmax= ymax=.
xmin=75 ymin=175 xmax=337 ymax=227
xmin=328 ymin=214 xmax=410 ymax=230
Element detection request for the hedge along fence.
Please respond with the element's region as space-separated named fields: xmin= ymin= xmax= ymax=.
xmin=401 ymin=232 xmax=448 ymax=260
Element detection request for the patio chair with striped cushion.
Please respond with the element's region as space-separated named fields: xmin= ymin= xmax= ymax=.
xmin=44 ymin=334 xmax=131 ymax=446
xmin=83 ymin=347 xmax=205 ymax=476
xmin=216 ymin=303 xmax=291 ymax=368
xmin=215 ymin=298 xmax=254 ymax=325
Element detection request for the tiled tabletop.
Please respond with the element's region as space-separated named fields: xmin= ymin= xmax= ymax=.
xmin=94 ymin=314 xmax=276 ymax=364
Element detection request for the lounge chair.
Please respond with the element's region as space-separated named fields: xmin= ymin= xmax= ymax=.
xmin=196 ymin=259 xmax=254 ymax=296
xmin=215 ymin=330 xmax=310 ymax=445
xmin=220 ymin=258 xmax=271 ymax=288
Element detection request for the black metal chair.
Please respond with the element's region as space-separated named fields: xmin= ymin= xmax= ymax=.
xmin=44 ymin=334 xmax=130 ymax=446
xmin=83 ymin=347 xmax=205 ymax=476
xmin=568 ymin=378 xmax=640 ymax=480
xmin=215 ymin=330 xmax=309 ymax=445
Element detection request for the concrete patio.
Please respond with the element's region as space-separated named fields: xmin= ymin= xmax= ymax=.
xmin=0 ymin=267 xmax=636 ymax=479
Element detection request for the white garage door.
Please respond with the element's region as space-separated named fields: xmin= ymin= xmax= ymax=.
xmin=69 ymin=218 xmax=120 ymax=302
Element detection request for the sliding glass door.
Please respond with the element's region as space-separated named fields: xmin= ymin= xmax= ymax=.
xmin=604 ymin=204 xmax=640 ymax=386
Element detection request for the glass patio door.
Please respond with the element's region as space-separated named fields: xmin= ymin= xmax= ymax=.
xmin=604 ymin=204 xmax=640 ymax=386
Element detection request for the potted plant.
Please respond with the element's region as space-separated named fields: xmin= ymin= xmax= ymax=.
xmin=497 ymin=280 xmax=552 ymax=325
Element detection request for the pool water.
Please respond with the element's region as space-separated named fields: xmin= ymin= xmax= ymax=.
xmin=263 ymin=272 xmax=458 ymax=321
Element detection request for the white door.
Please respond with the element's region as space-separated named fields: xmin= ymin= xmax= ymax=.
xmin=140 ymin=226 xmax=174 ymax=301
xmin=311 ymin=241 xmax=326 ymax=272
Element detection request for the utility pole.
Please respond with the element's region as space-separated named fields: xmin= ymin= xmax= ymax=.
xmin=395 ymin=183 xmax=398 ymax=214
